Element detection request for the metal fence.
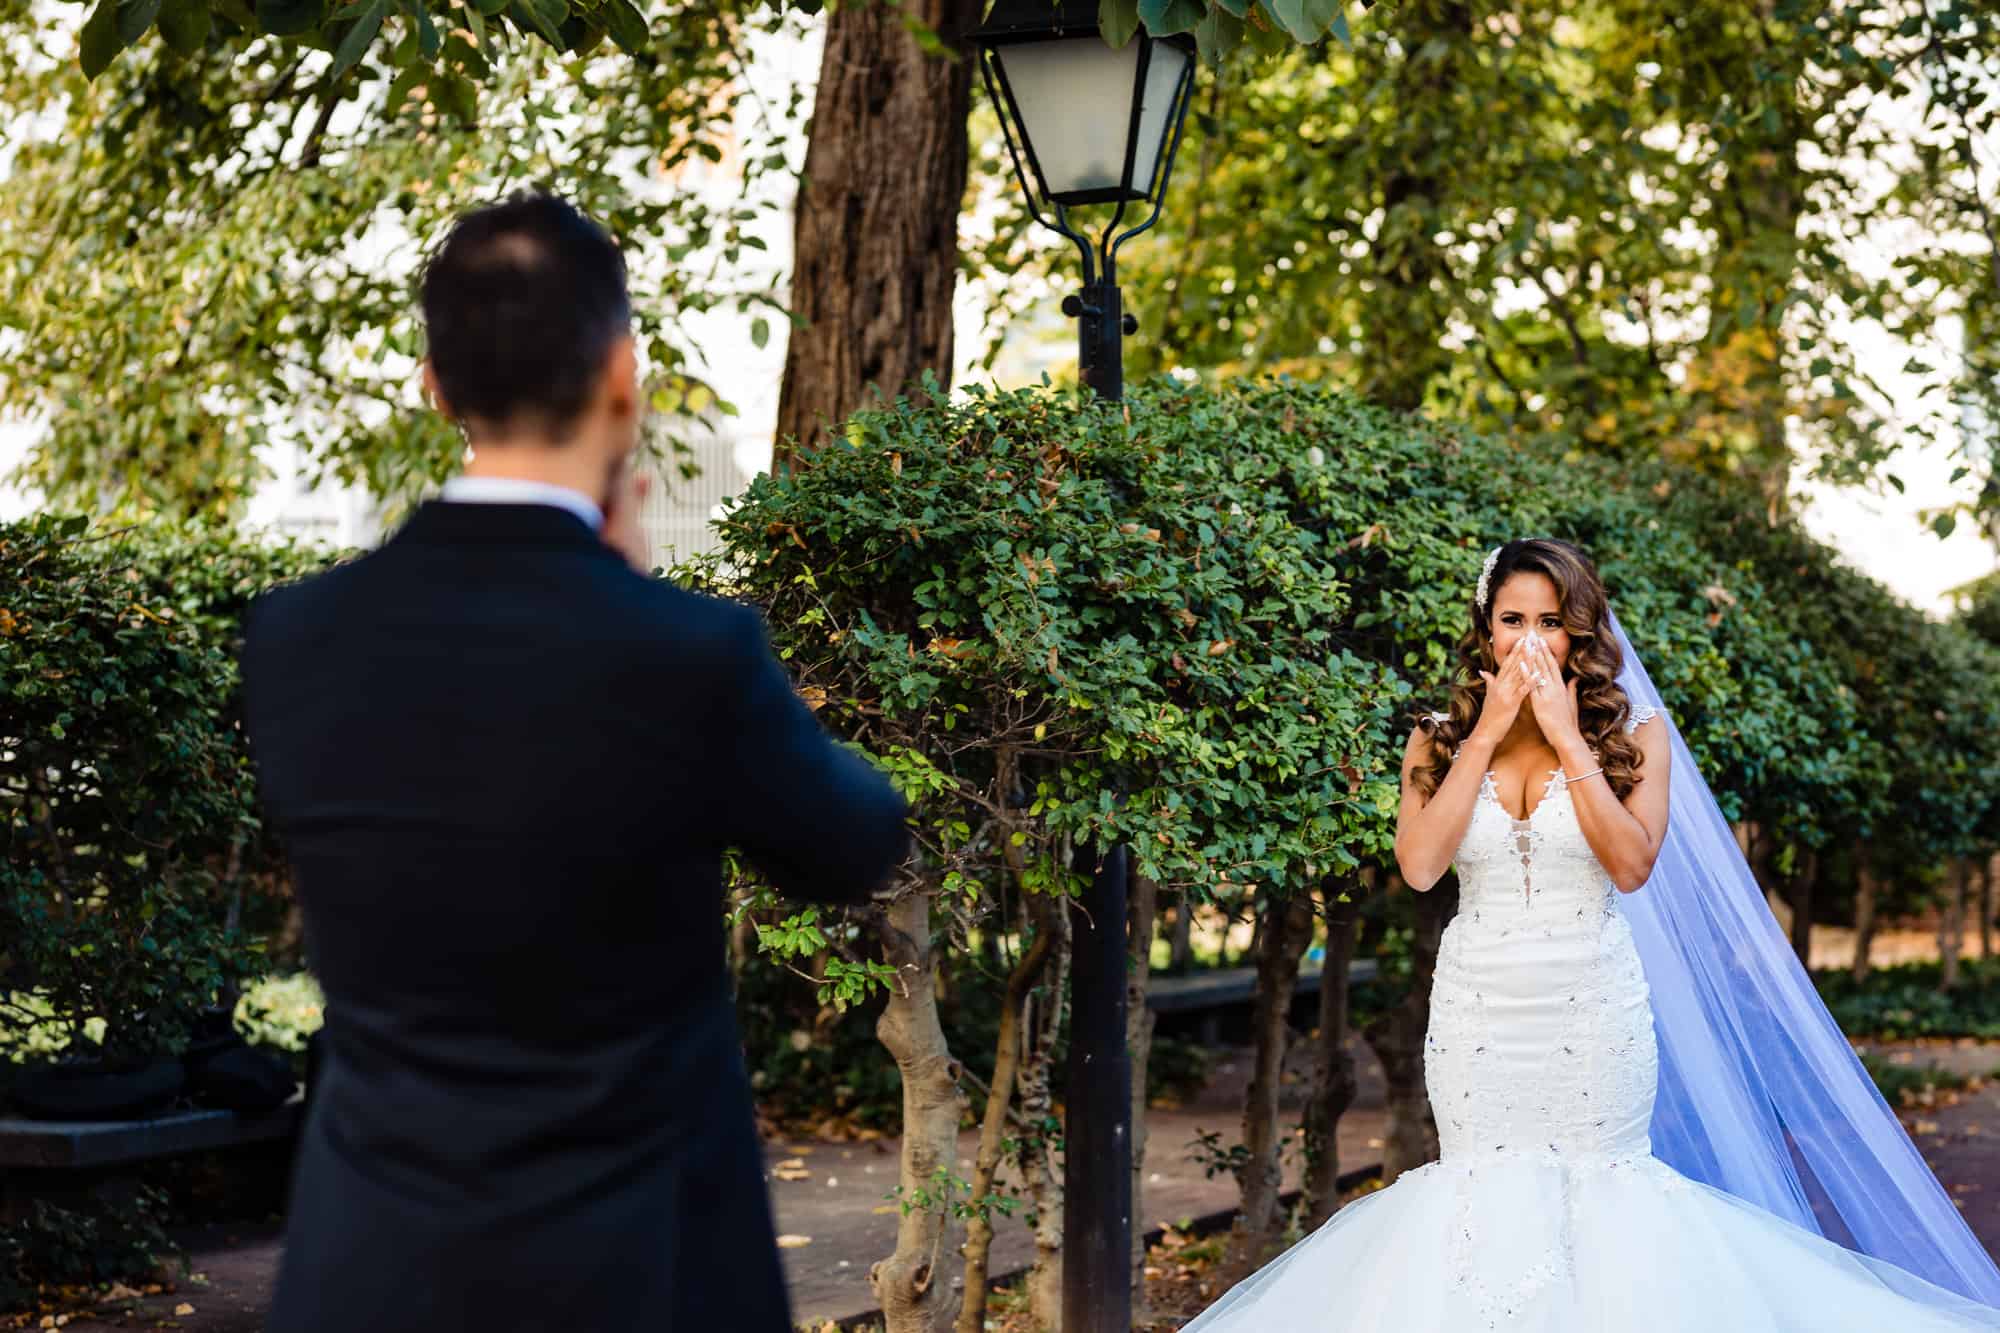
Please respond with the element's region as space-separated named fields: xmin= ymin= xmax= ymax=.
xmin=638 ymin=430 xmax=769 ymax=570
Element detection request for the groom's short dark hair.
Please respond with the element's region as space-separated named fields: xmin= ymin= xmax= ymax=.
xmin=420 ymin=191 xmax=631 ymax=436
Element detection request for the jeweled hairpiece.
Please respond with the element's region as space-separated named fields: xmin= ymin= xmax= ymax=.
xmin=1474 ymin=544 xmax=1503 ymax=612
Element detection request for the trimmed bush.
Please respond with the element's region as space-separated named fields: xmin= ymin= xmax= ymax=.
xmin=1 ymin=516 xmax=335 ymax=1072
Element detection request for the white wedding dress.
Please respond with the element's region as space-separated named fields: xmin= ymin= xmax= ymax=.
xmin=1180 ymin=705 xmax=2000 ymax=1331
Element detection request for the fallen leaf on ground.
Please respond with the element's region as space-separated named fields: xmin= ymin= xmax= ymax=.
xmin=776 ymin=1234 xmax=813 ymax=1248
xmin=174 ymin=1305 xmax=196 ymax=1316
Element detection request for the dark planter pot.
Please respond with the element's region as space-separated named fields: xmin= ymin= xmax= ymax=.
xmin=8 ymin=1056 xmax=187 ymax=1121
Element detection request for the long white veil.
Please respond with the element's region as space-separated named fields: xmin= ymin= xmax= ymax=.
xmin=1608 ymin=608 xmax=2000 ymax=1306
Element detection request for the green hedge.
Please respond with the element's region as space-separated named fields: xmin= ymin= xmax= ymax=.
xmin=1 ymin=516 xmax=337 ymax=1070
xmin=1816 ymin=959 xmax=2000 ymax=1041
xmin=703 ymin=381 xmax=2000 ymax=918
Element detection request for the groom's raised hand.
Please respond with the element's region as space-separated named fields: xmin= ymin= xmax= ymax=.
xmin=603 ymin=460 xmax=653 ymax=573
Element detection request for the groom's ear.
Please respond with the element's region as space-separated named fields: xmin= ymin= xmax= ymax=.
xmin=421 ymin=360 xmax=457 ymax=423
xmin=600 ymin=336 xmax=639 ymax=423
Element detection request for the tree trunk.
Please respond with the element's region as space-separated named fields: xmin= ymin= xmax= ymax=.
xmin=1363 ymin=874 xmax=1452 ymax=1184
xmin=1127 ymin=874 xmax=1160 ymax=1305
xmin=1786 ymin=849 xmax=1819 ymax=969
xmin=1941 ymin=859 xmax=1969 ymax=991
xmin=957 ymin=903 xmax=1057 ymax=1333
xmin=1709 ymin=0 xmax=1807 ymax=516
xmin=1169 ymin=893 xmax=1194 ymax=973
xmin=1303 ymin=870 xmax=1370 ymax=1230
xmin=1981 ymin=855 xmax=1994 ymax=961
xmin=728 ymin=898 xmax=757 ymax=980
xmin=870 ymin=891 xmax=970 ymax=1333
xmin=774 ymin=0 xmax=982 ymax=467
xmin=1020 ymin=890 xmax=1070 ymax=1332
xmin=1357 ymin=0 xmax=1474 ymax=411
xmin=1852 ymin=853 xmax=1877 ymax=983
xmin=1222 ymin=892 xmax=1316 ymax=1282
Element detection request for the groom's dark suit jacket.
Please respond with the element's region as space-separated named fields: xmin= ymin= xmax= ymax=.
xmin=241 ymin=500 xmax=910 ymax=1333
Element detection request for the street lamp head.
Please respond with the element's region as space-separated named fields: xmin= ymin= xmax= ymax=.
xmin=971 ymin=0 xmax=1196 ymax=212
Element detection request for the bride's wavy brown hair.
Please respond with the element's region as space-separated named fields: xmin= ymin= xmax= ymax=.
xmin=1411 ymin=538 xmax=1645 ymax=802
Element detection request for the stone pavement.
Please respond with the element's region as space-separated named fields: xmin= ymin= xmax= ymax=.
xmin=1872 ymin=1039 xmax=2000 ymax=1259
xmin=43 ymin=1038 xmax=2000 ymax=1331
xmin=39 ymin=1037 xmax=1385 ymax=1331
xmin=772 ymin=1035 xmax=1387 ymax=1325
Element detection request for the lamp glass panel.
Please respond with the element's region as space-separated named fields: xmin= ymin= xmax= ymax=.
xmin=993 ymin=37 xmax=1143 ymax=198
xmin=1129 ymin=42 xmax=1190 ymax=195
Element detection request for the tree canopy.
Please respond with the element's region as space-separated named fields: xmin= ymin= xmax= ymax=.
xmin=1113 ymin=0 xmax=2000 ymax=518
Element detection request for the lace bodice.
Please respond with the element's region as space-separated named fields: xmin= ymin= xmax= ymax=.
xmin=1420 ymin=699 xmax=1665 ymax=1172
xmin=1425 ymin=703 xmax=1659 ymax=913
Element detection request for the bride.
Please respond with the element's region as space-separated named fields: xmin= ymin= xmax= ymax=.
xmin=1179 ymin=538 xmax=2000 ymax=1331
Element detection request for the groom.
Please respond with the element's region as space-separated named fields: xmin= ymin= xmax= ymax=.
xmin=241 ymin=192 xmax=911 ymax=1332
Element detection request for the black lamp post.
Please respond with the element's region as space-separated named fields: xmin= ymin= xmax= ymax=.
xmin=973 ymin=0 xmax=1195 ymax=403
xmin=969 ymin=7 xmax=1197 ymax=1329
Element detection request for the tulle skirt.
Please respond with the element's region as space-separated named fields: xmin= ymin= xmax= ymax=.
xmin=1176 ymin=1149 xmax=2000 ymax=1331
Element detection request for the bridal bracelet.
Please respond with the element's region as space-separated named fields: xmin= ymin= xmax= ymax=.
xmin=1565 ymin=767 xmax=1605 ymax=784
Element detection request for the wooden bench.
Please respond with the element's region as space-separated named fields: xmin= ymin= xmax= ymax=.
xmin=1148 ymin=959 xmax=1380 ymax=1042
xmin=0 ymin=1099 xmax=303 ymax=1217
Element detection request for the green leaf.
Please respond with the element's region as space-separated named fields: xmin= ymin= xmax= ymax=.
xmin=383 ymin=61 xmax=425 ymax=116
xmin=329 ymin=0 xmax=386 ymax=81
xmin=1211 ymin=0 xmax=1250 ymax=15
xmin=254 ymin=0 xmax=322 ymax=35
xmin=1194 ymin=8 xmax=1243 ymax=60
xmin=509 ymin=0 xmax=566 ymax=47
xmin=1932 ymin=513 xmax=1957 ymax=540
xmin=750 ymin=316 xmax=771 ymax=350
xmin=79 ymin=0 xmax=122 ymax=78
xmin=601 ymin=0 xmax=648 ymax=53
xmin=416 ymin=2 xmax=442 ymax=58
xmin=434 ymin=69 xmax=478 ymax=123
xmin=1098 ymin=0 xmax=1140 ymax=48
xmin=157 ymin=0 xmax=211 ymax=53
xmin=116 ymin=0 xmax=163 ymax=44
xmin=1138 ymin=0 xmax=1202 ymax=36
xmin=1259 ymin=0 xmax=1339 ymax=43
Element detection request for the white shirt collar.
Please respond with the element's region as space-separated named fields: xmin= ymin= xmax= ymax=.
xmin=439 ymin=475 xmax=604 ymax=532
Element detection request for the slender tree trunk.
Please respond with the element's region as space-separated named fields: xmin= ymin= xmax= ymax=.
xmin=1303 ymin=870 xmax=1370 ymax=1229
xmin=1222 ymin=892 xmax=1316 ymax=1282
xmin=957 ymin=907 xmax=1056 ymax=1333
xmin=1942 ymin=859 xmax=1969 ymax=991
xmin=1852 ymin=853 xmax=1878 ymax=983
xmin=1981 ymin=855 xmax=1994 ymax=961
xmin=1358 ymin=0 xmax=1473 ymax=410
xmin=1787 ymin=849 xmax=1820 ymax=969
xmin=728 ymin=898 xmax=757 ymax=980
xmin=870 ymin=891 xmax=969 ymax=1333
xmin=1020 ymin=890 xmax=1070 ymax=1332
xmin=1240 ymin=897 xmax=1264 ymax=970
xmin=1709 ymin=0 xmax=1807 ymax=517
xmin=774 ymin=0 xmax=982 ymax=467
xmin=1169 ymin=893 xmax=1194 ymax=973
xmin=1127 ymin=874 xmax=1160 ymax=1305
xmin=1364 ymin=874 xmax=1452 ymax=1184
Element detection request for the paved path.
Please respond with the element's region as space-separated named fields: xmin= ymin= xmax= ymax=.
xmin=43 ymin=1038 xmax=2000 ymax=1331
xmin=1871 ymin=1039 xmax=2000 ymax=1259
xmin=773 ymin=1036 xmax=1387 ymax=1325
xmin=35 ymin=1038 xmax=1385 ymax=1331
